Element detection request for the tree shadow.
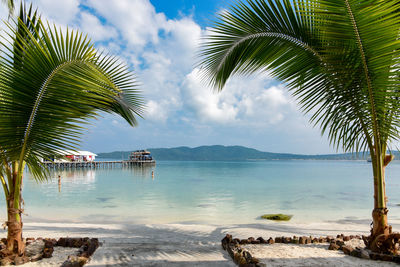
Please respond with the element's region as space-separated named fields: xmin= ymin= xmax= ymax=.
xmin=18 ymin=220 xmax=400 ymax=266
xmin=21 ymin=222 xmax=236 ymax=266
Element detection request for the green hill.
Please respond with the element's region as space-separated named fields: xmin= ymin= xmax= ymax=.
xmin=96 ymin=145 xmax=383 ymax=161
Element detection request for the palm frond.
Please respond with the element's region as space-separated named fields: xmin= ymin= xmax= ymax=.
xmin=199 ymin=0 xmax=400 ymax=154
xmin=0 ymin=16 xmax=144 ymax=181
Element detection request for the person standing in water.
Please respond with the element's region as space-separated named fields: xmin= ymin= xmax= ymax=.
xmin=58 ymin=175 xmax=61 ymax=192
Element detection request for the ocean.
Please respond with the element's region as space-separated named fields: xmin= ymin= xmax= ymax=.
xmin=13 ymin=160 xmax=400 ymax=224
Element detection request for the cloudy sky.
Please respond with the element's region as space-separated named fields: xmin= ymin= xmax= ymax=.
xmin=2 ymin=0 xmax=336 ymax=154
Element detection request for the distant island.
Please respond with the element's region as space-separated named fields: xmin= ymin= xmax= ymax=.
xmin=96 ymin=145 xmax=399 ymax=161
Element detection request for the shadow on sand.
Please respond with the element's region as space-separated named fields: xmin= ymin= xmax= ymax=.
xmin=18 ymin=219 xmax=400 ymax=266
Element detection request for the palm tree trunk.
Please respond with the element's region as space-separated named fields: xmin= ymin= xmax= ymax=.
xmin=5 ymin=161 xmax=24 ymax=255
xmin=6 ymin=200 xmax=24 ymax=255
xmin=368 ymin=152 xmax=392 ymax=252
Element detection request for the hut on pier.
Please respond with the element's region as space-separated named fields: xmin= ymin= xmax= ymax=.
xmin=129 ymin=150 xmax=153 ymax=161
xmin=128 ymin=150 xmax=155 ymax=164
xmin=44 ymin=150 xmax=97 ymax=163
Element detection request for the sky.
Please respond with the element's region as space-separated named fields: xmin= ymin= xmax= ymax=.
xmin=1 ymin=0 xmax=336 ymax=154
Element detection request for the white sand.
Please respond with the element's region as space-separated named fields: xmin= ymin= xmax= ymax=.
xmin=25 ymin=247 xmax=78 ymax=267
xmin=9 ymin=219 xmax=400 ymax=266
xmin=243 ymin=239 xmax=397 ymax=267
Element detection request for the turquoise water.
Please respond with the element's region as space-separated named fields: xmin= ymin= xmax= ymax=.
xmin=5 ymin=160 xmax=400 ymax=224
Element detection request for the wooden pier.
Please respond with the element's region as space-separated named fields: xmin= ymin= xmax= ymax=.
xmin=42 ymin=160 xmax=156 ymax=169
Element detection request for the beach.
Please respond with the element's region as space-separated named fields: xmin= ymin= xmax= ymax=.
xmin=1 ymin=0 xmax=399 ymax=265
xmin=15 ymin=218 xmax=400 ymax=266
xmin=3 ymin=160 xmax=397 ymax=265
xmin=0 ymin=160 xmax=396 ymax=265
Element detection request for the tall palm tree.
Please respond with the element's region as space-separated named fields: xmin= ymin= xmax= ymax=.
xmin=0 ymin=5 xmax=143 ymax=255
xmin=200 ymin=0 xmax=400 ymax=254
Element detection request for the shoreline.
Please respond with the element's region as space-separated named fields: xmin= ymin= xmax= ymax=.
xmin=18 ymin=210 xmax=400 ymax=226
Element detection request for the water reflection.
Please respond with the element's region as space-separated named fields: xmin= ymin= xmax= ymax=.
xmin=20 ymin=160 xmax=393 ymax=224
xmin=123 ymin=165 xmax=156 ymax=179
xmin=49 ymin=169 xmax=96 ymax=184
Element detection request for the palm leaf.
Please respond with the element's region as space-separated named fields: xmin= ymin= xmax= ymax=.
xmin=0 ymin=15 xmax=144 ymax=180
xmin=199 ymin=0 xmax=400 ymax=154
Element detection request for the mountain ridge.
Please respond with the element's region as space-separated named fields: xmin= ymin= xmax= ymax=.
xmin=96 ymin=145 xmax=389 ymax=161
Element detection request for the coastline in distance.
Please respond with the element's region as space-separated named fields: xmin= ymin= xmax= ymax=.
xmin=96 ymin=145 xmax=392 ymax=161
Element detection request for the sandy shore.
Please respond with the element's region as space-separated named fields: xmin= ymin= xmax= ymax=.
xmin=7 ymin=219 xmax=400 ymax=266
xmin=244 ymin=240 xmax=397 ymax=267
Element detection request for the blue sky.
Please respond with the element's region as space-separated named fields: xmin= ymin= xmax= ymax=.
xmin=2 ymin=0 xmax=335 ymax=154
xmin=151 ymin=0 xmax=224 ymax=26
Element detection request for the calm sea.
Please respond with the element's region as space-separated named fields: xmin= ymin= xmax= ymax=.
xmin=11 ymin=160 xmax=400 ymax=224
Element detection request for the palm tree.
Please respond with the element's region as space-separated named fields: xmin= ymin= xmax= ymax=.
xmin=200 ymin=0 xmax=400 ymax=254
xmin=0 ymin=5 xmax=143 ymax=256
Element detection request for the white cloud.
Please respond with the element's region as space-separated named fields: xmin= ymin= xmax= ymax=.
xmin=161 ymin=18 xmax=202 ymax=68
xmin=79 ymin=12 xmax=118 ymax=42
xmin=257 ymin=87 xmax=288 ymax=107
xmin=182 ymin=68 xmax=294 ymax=126
xmin=239 ymin=86 xmax=290 ymax=124
xmin=134 ymin=14 xmax=203 ymax=122
xmin=145 ymin=100 xmax=168 ymax=122
xmin=183 ymin=68 xmax=238 ymax=123
xmin=86 ymin=0 xmax=166 ymax=48
xmin=33 ymin=0 xmax=80 ymax=25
